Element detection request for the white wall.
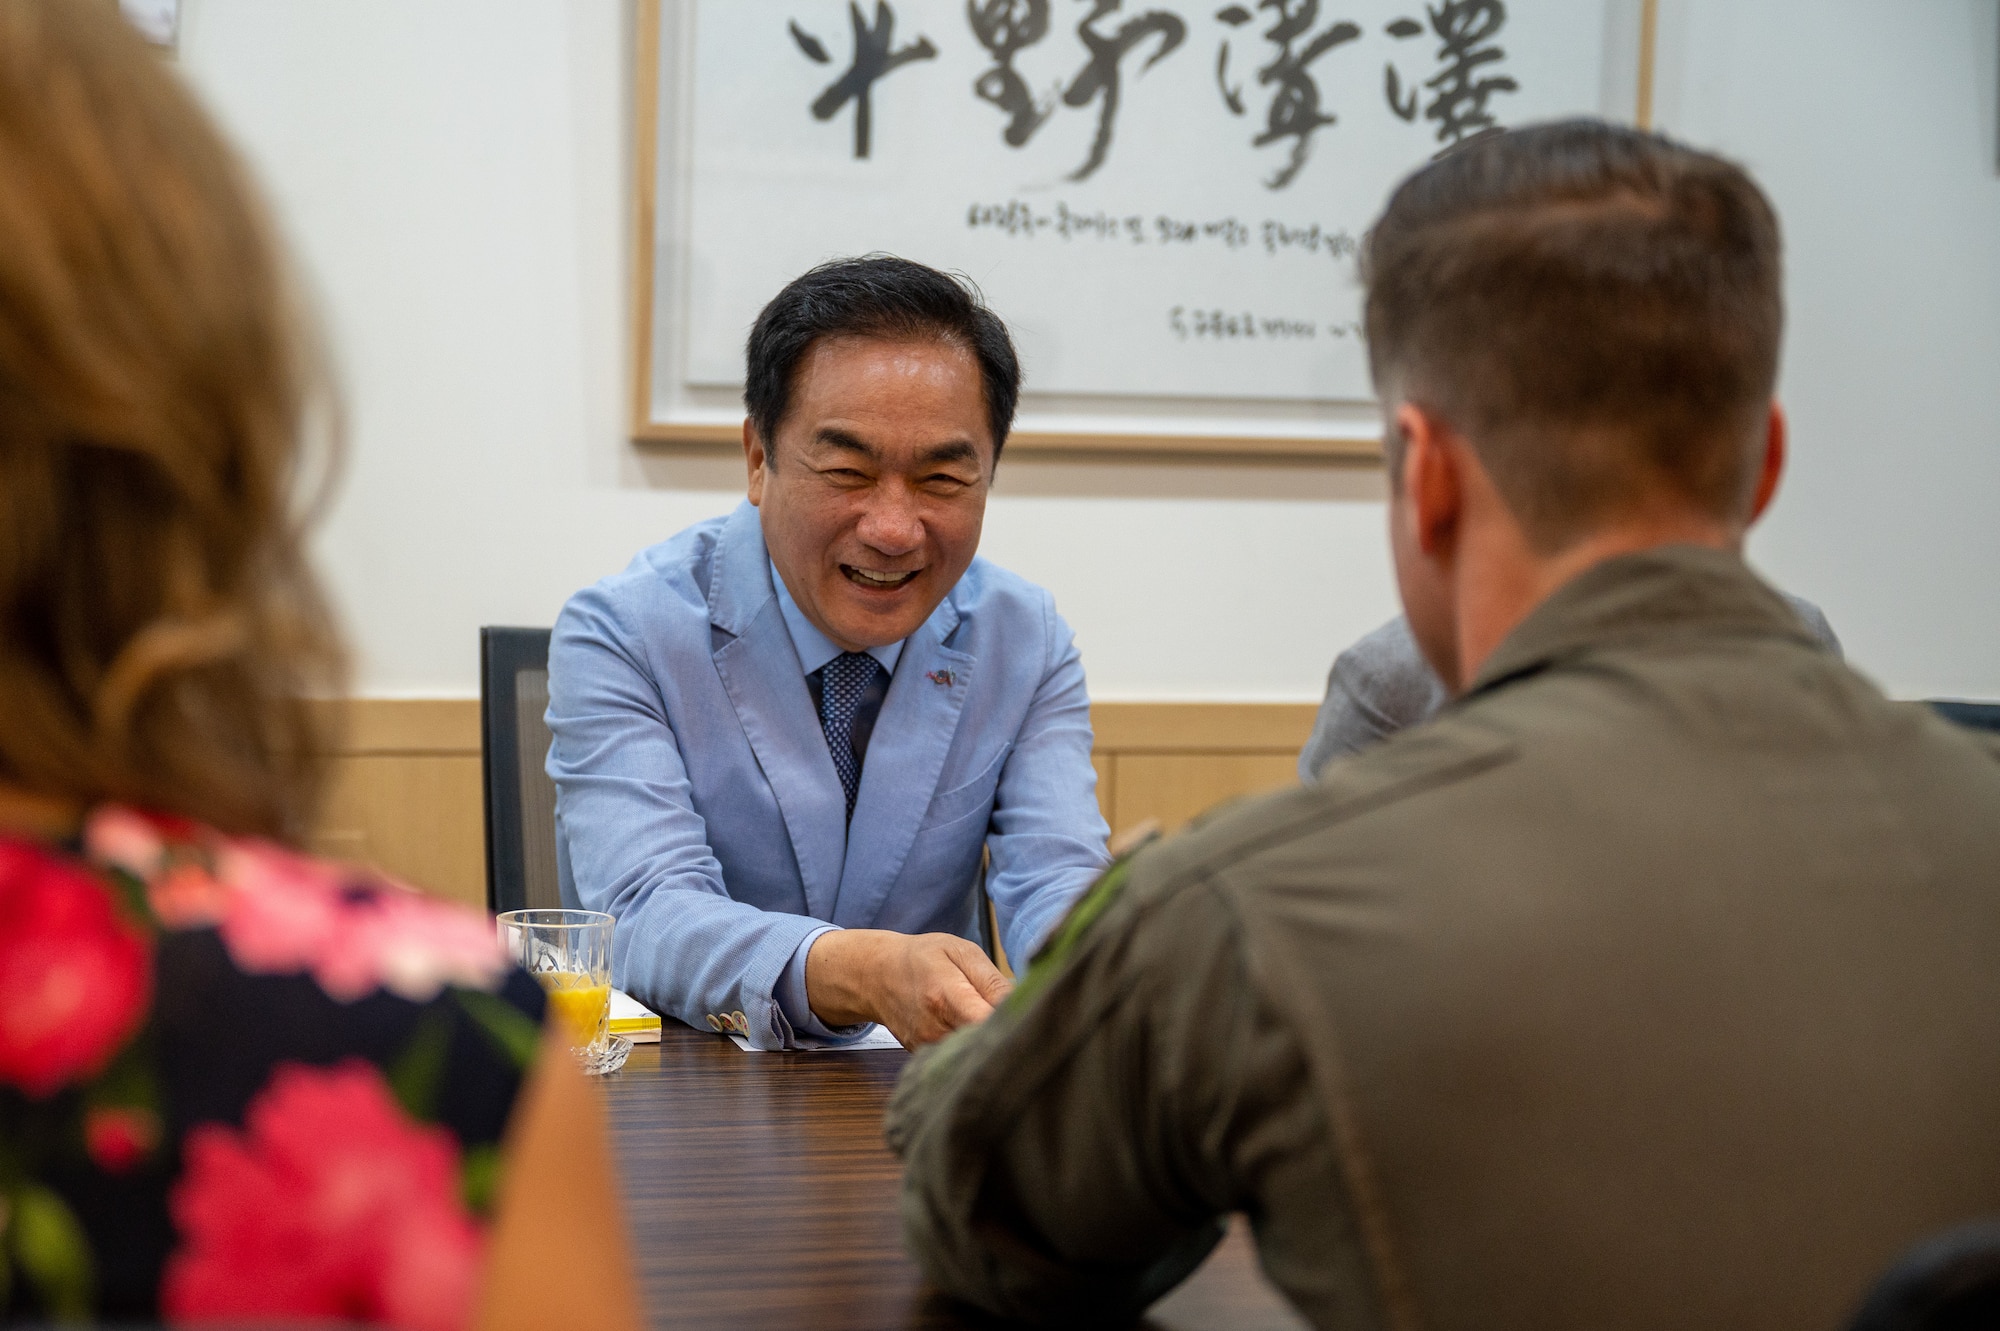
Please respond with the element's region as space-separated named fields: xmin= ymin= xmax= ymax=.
xmin=173 ymin=1 xmax=2000 ymax=703
xmin=1655 ymin=1 xmax=2000 ymax=701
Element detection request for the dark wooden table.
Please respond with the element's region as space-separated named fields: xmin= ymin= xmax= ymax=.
xmin=602 ymin=1021 xmax=1308 ymax=1330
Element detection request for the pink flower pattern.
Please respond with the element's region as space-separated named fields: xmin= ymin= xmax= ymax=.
xmin=84 ymin=1104 xmax=162 ymax=1174
xmin=0 ymin=840 xmax=152 ymax=1098
xmin=0 ymin=808 xmax=536 ymax=1328
xmin=161 ymin=1060 xmax=485 ymax=1331
xmin=84 ymin=807 xmax=506 ymax=1003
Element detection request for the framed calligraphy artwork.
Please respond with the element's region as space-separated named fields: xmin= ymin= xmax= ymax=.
xmin=633 ymin=0 xmax=1654 ymax=459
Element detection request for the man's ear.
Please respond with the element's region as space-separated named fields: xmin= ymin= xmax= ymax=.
xmin=743 ymin=418 xmax=767 ymax=506
xmin=1396 ymin=402 xmax=1464 ymax=560
xmin=1746 ymin=402 xmax=1786 ymax=525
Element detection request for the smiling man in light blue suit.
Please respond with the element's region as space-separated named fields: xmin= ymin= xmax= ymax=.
xmin=546 ymin=257 xmax=1111 ymax=1049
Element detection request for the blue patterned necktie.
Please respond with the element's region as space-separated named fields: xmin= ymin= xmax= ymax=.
xmin=817 ymin=651 xmax=886 ymax=821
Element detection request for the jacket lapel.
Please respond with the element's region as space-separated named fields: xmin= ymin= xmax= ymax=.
xmin=833 ymin=594 xmax=973 ymax=928
xmin=707 ymin=503 xmax=846 ymax=920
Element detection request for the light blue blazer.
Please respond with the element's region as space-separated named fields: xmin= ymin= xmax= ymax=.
xmin=545 ymin=501 xmax=1111 ymax=1048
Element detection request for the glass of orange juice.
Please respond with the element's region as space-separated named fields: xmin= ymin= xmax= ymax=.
xmin=496 ymin=909 xmax=628 ymax=1075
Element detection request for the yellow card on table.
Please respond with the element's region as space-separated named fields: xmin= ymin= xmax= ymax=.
xmin=609 ymin=987 xmax=662 ymax=1044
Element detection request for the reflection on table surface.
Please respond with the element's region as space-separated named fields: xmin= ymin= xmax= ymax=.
xmin=601 ymin=1021 xmax=1309 ymax=1330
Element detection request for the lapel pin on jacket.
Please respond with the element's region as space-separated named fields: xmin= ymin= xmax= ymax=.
xmin=926 ymin=669 xmax=957 ymax=687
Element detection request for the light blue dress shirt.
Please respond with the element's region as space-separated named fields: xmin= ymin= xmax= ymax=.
xmin=546 ymin=501 xmax=1111 ymax=1048
xmin=769 ymin=560 xmax=901 ymax=1042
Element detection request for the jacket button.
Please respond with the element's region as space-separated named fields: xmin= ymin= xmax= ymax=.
xmin=706 ymin=1014 xmax=722 ymax=1031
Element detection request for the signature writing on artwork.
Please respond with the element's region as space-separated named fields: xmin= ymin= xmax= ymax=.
xmin=1169 ymin=305 xmax=1365 ymax=340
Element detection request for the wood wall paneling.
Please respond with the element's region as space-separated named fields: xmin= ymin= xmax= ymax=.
xmin=310 ymin=701 xmax=1319 ymax=908
xmin=1090 ymin=753 xmax=1115 ymax=825
xmin=315 ymin=753 xmax=487 ymax=909
xmin=310 ymin=699 xmax=485 ymax=909
xmin=1111 ymin=752 xmax=1304 ymax=839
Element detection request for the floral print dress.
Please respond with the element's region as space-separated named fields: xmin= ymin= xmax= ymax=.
xmin=0 ymin=807 xmax=547 ymax=1329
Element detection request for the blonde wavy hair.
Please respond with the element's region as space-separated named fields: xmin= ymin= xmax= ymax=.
xmin=0 ymin=0 xmax=345 ymax=840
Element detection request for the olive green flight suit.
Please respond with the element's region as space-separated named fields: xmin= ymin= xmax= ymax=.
xmin=887 ymin=546 xmax=2000 ymax=1331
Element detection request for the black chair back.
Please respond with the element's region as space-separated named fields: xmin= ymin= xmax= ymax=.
xmin=1848 ymin=1219 xmax=2000 ymax=1331
xmin=480 ymin=627 xmax=565 ymax=915
xmin=1927 ymin=700 xmax=2000 ymax=733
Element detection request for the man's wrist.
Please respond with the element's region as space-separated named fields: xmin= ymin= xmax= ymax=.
xmin=776 ymin=927 xmax=854 ymax=1041
xmin=804 ymin=927 xmax=881 ymax=1028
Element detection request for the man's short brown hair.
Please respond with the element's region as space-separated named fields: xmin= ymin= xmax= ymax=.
xmin=1363 ymin=119 xmax=1783 ymax=551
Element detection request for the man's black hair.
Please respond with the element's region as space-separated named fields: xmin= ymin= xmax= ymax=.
xmin=744 ymin=254 xmax=1021 ymax=459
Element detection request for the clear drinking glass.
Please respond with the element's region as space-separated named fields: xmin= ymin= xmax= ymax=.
xmin=496 ymin=908 xmax=630 ymax=1076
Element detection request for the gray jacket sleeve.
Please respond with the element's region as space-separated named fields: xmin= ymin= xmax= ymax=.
xmin=1299 ymin=616 xmax=1451 ymax=781
xmin=1299 ymin=597 xmax=1840 ymax=783
xmin=1779 ymin=592 xmax=1842 ymax=657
